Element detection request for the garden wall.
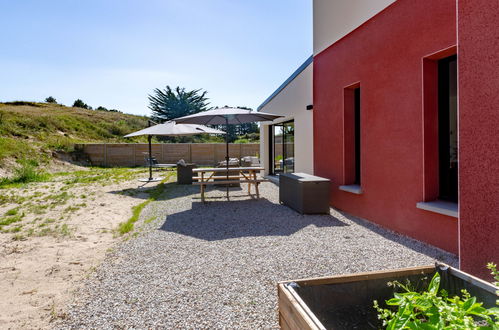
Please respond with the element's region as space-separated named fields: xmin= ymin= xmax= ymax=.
xmin=76 ymin=143 xmax=259 ymax=167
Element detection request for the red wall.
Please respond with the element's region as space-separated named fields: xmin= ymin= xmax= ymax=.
xmin=313 ymin=0 xmax=459 ymax=253
xmin=458 ymin=0 xmax=499 ymax=279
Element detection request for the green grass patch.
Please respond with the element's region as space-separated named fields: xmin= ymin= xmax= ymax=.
xmin=0 ymin=137 xmax=36 ymax=162
xmin=0 ymin=159 xmax=50 ymax=188
xmin=118 ymin=201 xmax=148 ymax=235
xmin=0 ymin=214 xmax=24 ymax=229
xmin=59 ymin=223 xmax=71 ymax=237
xmin=5 ymin=208 xmax=18 ymax=216
xmin=57 ymin=167 xmax=147 ymax=185
xmin=117 ymin=172 xmax=174 ymax=235
xmin=26 ymin=202 xmax=49 ymax=214
xmin=47 ymin=191 xmax=72 ymax=207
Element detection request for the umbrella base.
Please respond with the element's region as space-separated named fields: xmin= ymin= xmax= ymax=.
xmin=138 ymin=177 xmax=163 ymax=183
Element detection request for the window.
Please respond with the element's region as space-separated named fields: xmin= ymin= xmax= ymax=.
xmin=419 ymin=49 xmax=458 ymax=217
xmin=438 ymin=55 xmax=458 ymax=202
xmin=340 ymin=83 xmax=362 ymax=194
xmin=354 ymin=87 xmax=361 ymax=185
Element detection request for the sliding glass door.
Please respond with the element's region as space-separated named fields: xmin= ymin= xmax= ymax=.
xmin=271 ymin=121 xmax=294 ymax=174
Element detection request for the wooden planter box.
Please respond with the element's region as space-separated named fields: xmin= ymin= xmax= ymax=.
xmin=277 ymin=263 xmax=498 ymax=330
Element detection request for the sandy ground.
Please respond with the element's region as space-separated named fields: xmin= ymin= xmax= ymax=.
xmin=0 ymin=167 xmax=167 ymax=329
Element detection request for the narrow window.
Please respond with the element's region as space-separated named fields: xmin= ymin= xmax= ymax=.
xmin=343 ymin=83 xmax=361 ymax=188
xmin=354 ymin=87 xmax=361 ymax=185
xmin=438 ymin=55 xmax=458 ymax=202
xmin=421 ymin=47 xmax=458 ymax=210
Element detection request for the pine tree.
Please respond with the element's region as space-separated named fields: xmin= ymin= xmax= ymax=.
xmin=148 ymin=86 xmax=209 ymax=122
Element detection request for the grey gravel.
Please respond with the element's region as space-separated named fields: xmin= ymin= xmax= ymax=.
xmin=56 ymin=182 xmax=457 ymax=329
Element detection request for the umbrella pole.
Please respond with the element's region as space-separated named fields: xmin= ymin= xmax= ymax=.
xmin=148 ymin=135 xmax=153 ymax=181
xmin=225 ymin=117 xmax=229 ymax=200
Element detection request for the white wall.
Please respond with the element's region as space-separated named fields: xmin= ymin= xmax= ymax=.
xmin=313 ymin=0 xmax=396 ymax=55
xmin=259 ymin=62 xmax=313 ymax=175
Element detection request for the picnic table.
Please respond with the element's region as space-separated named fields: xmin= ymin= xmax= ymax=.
xmin=192 ymin=167 xmax=267 ymax=202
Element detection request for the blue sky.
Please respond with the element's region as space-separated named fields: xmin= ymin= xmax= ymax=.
xmin=0 ymin=0 xmax=312 ymax=116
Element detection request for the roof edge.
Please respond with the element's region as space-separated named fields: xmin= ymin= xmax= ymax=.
xmin=257 ymin=55 xmax=313 ymax=111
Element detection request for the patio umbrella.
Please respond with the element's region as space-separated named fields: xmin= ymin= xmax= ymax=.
xmin=175 ymin=107 xmax=283 ymax=198
xmin=124 ymin=121 xmax=225 ymax=182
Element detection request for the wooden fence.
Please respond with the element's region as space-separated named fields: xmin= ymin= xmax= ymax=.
xmin=76 ymin=143 xmax=260 ymax=167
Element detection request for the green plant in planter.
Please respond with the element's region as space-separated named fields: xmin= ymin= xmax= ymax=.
xmin=488 ymin=263 xmax=499 ymax=305
xmin=374 ymin=271 xmax=499 ymax=329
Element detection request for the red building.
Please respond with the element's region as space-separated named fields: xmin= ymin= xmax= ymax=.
xmin=312 ymin=0 xmax=498 ymax=279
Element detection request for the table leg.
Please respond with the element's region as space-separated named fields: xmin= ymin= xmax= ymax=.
xmin=201 ymin=172 xmax=205 ymax=202
xmin=252 ymin=170 xmax=260 ymax=198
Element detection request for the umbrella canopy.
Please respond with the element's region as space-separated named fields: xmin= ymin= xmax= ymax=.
xmin=174 ymin=107 xmax=282 ymax=125
xmin=124 ymin=121 xmax=224 ymax=182
xmin=175 ymin=107 xmax=283 ymax=199
xmin=124 ymin=121 xmax=225 ymax=137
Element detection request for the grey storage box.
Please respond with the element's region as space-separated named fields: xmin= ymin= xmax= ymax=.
xmin=279 ymin=173 xmax=330 ymax=214
xmin=177 ymin=163 xmax=196 ymax=184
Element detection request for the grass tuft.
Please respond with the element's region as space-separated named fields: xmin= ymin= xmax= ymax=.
xmin=117 ymin=172 xmax=173 ymax=235
xmin=5 ymin=208 xmax=18 ymax=216
xmin=0 ymin=214 xmax=24 ymax=229
xmin=118 ymin=201 xmax=148 ymax=235
xmin=0 ymin=159 xmax=50 ymax=188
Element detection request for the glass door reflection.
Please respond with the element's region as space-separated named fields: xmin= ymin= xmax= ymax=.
xmin=272 ymin=121 xmax=294 ymax=174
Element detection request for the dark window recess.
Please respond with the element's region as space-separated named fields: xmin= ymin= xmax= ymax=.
xmin=354 ymin=88 xmax=361 ymax=185
xmin=438 ymin=55 xmax=458 ymax=202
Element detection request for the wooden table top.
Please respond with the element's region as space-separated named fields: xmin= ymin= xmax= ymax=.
xmin=192 ymin=167 xmax=264 ymax=173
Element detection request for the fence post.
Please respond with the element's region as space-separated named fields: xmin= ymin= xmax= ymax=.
xmin=161 ymin=143 xmax=164 ymax=163
xmin=104 ymin=144 xmax=108 ymax=167
xmin=133 ymin=143 xmax=136 ymax=166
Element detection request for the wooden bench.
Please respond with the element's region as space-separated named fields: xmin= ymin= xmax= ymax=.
xmin=192 ymin=167 xmax=267 ymax=202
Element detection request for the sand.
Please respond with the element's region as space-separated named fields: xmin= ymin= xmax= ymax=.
xmin=0 ymin=168 xmax=165 ymax=329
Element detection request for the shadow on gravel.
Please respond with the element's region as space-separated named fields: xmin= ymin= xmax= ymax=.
xmin=108 ymin=182 xmax=198 ymax=201
xmin=160 ymin=199 xmax=348 ymax=241
xmin=336 ymin=210 xmax=458 ymax=265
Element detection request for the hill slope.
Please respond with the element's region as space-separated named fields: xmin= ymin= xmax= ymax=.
xmin=0 ymin=102 xmax=149 ymax=166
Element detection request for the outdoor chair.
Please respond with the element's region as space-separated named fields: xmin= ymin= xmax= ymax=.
xmin=144 ymin=154 xmax=176 ymax=169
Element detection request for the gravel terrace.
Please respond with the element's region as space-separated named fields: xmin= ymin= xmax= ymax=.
xmin=57 ymin=181 xmax=457 ymax=329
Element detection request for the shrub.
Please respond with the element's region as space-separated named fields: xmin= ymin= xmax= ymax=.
xmin=4 ymin=101 xmax=41 ymax=107
xmin=72 ymin=99 xmax=90 ymax=109
xmin=45 ymin=96 xmax=57 ymax=103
